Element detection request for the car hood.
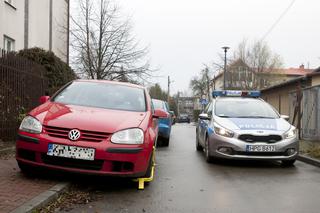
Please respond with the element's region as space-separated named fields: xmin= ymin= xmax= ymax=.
xmin=214 ymin=116 xmax=292 ymax=132
xmin=29 ymin=102 xmax=147 ymax=133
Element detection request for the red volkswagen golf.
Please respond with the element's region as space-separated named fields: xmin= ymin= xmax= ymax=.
xmin=16 ymin=80 xmax=166 ymax=177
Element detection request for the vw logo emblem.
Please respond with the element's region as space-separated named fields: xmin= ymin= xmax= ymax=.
xmin=68 ymin=129 xmax=81 ymax=141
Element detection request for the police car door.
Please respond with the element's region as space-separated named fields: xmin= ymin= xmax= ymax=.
xmin=199 ymin=101 xmax=213 ymax=145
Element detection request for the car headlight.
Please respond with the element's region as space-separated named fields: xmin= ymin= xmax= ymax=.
xmin=111 ymin=128 xmax=144 ymax=144
xmin=213 ymin=122 xmax=234 ymax=138
xmin=19 ymin=116 xmax=42 ymax=134
xmin=284 ymin=127 xmax=297 ymax=139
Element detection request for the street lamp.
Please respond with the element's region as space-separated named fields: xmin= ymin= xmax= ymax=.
xmin=222 ymin=46 xmax=230 ymax=90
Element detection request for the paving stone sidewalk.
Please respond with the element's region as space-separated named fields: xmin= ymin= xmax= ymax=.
xmin=0 ymin=154 xmax=56 ymax=213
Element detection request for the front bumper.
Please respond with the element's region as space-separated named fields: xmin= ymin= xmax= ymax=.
xmin=16 ymin=132 xmax=153 ymax=177
xmin=158 ymin=123 xmax=171 ymax=139
xmin=208 ymin=133 xmax=299 ymax=160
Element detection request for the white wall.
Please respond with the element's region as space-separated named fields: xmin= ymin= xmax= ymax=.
xmin=28 ymin=0 xmax=50 ymax=50
xmin=0 ymin=1 xmax=25 ymax=50
xmin=52 ymin=0 xmax=68 ymax=62
xmin=0 ymin=0 xmax=69 ymax=63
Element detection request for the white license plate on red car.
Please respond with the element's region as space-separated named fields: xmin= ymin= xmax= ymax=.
xmin=47 ymin=144 xmax=95 ymax=161
xmin=246 ymin=145 xmax=276 ymax=152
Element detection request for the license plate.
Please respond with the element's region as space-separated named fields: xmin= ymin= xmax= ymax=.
xmin=246 ymin=145 xmax=276 ymax=152
xmin=47 ymin=144 xmax=95 ymax=161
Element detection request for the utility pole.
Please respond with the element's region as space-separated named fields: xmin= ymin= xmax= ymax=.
xmin=167 ymin=76 xmax=172 ymax=103
xmin=222 ymin=46 xmax=230 ymax=90
xmin=177 ymin=91 xmax=180 ymax=116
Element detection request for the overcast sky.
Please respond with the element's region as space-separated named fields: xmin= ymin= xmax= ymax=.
xmin=73 ymin=0 xmax=320 ymax=94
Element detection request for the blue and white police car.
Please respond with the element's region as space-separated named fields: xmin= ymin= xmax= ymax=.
xmin=196 ymin=90 xmax=298 ymax=166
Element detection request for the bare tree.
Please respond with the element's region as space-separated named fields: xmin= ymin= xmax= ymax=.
xmin=234 ymin=39 xmax=282 ymax=73
xmin=70 ymin=0 xmax=152 ymax=82
xmin=209 ymin=39 xmax=283 ymax=89
xmin=190 ymin=66 xmax=212 ymax=100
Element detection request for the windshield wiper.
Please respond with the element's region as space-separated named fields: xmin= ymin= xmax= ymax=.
xmin=234 ymin=116 xmax=274 ymax=119
xmin=217 ymin=115 xmax=231 ymax=118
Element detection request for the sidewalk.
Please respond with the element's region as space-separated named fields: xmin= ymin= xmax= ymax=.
xmin=0 ymin=148 xmax=58 ymax=213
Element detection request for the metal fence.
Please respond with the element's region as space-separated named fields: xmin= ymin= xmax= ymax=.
xmin=0 ymin=49 xmax=47 ymax=141
xmin=289 ymin=85 xmax=320 ymax=141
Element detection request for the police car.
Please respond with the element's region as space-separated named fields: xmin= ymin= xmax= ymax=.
xmin=196 ymin=90 xmax=298 ymax=166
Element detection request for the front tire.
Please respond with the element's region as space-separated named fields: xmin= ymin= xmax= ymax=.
xmin=145 ymin=150 xmax=155 ymax=178
xmin=162 ymin=137 xmax=170 ymax=147
xmin=196 ymin=133 xmax=202 ymax=151
xmin=18 ymin=162 xmax=33 ymax=174
xmin=204 ymin=137 xmax=214 ymax=163
xmin=281 ymin=159 xmax=296 ymax=167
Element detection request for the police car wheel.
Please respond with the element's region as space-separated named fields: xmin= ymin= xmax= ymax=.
xmin=196 ymin=134 xmax=202 ymax=151
xmin=205 ymin=137 xmax=214 ymax=163
xmin=281 ymin=159 xmax=296 ymax=167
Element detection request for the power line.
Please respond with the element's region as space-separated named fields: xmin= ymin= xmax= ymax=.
xmin=261 ymin=0 xmax=297 ymax=41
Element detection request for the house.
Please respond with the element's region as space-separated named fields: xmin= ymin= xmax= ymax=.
xmin=0 ymin=0 xmax=69 ymax=63
xmin=212 ymin=59 xmax=314 ymax=90
xmin=261 ymin=68 xmax=320 ymax=140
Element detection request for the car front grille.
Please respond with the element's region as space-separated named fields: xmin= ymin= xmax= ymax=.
xmin=43 ymin=125 xmax=110 ymax=142
xmin=42 ymin=155 xmax=104 ymax=171
xmin=238 ymin=134 xmax=282 ymax=143
xmin=234 ymin=151 xmax=287 ymax=156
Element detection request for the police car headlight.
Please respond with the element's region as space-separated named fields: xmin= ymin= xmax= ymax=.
xmin=284 ymin=127 xmax=297 ymax=139
xmin=19 ymin=116 xmax=42 ymax=134
xmin=213 ymin=122 xmax=234 ymax=138
xmin=111 ymin=128 xmax=144 ymax=144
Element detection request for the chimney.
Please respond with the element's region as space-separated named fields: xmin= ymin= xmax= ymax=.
xmin=299 ymin=64 xmax=305 ymax=69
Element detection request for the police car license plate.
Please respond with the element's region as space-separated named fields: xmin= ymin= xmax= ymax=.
xmin=47 ymin=144 xmax=95 ymax=161
xmin=246 ymin=145 xmax=276 ymax=152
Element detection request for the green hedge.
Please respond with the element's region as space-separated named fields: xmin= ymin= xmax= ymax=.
xmin=18 ymin=48 xmax=76 ymax=94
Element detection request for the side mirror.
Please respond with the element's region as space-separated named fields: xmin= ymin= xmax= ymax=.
xmin=39 ymin=96 xmax=50 ymax=104
xmin=199 ymin=113 xmax=210 ymax=120
xmin=153 ymin=109 xmax=169 ymax=119
xmin=280 ymin=115 xmax=289 ymax=121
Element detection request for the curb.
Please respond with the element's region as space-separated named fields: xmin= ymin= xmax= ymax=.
xmin=10 ymin=182 xmax=70 ymax=213
xmin=297 ymin=155 xmax=320 ymax=168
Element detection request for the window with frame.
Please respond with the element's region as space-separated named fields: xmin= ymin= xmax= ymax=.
xmin=3 ymin=36 xmax=15 ymax=52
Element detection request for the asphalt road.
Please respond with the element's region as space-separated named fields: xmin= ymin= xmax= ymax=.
xmin=61 ymin=123 xmax=320 ymax=213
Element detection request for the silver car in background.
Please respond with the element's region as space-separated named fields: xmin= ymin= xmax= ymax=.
xmin=196 ymin=91 xmax=298 ymax=166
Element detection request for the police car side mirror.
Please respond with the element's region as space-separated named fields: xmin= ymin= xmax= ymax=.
xmin=280 ymin=115 xmax=289 ymax=121
xmin=199 ymin=113 xmax=210 ymax=120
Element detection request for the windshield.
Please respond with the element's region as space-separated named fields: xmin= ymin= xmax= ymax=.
xmin=152 ymin=99 xmax=169 ymax=112
xmin=53 ymin=81 xmax=146 ymax=112
xmin=215 ymin=98 xmax=279 ymax=118
xmin=152 ymin=99 xmax=164 ymax=110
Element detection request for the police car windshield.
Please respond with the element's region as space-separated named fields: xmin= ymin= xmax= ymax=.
xmin=215 ymin=98 xmax=279 ymax=118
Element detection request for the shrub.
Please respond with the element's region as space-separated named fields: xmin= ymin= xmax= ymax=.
xmin=18 ymin=48 xmax=76 ymax=94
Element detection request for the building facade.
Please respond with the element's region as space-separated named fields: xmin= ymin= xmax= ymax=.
xmin=0 ymin=0 xmax=69 ymax=63
xmin=212 ymin=60 xmax=314 ymax=91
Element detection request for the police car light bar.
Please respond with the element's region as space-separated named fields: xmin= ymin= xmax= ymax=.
xmin=212 ymin=90 xmax=261 ymax=98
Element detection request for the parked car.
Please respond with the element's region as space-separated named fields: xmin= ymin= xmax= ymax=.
xmin=178 ymin=113 xmax=190 ymax=123
xmin=16 ymin=80 xmax=168 ymax=178
xmin=196 ymin=90 xmax=298 ymax=166
xmin=169 ymin=111 xmax=176 ymax=125
xmin=152 ymin=99 xmax=172 ymax=146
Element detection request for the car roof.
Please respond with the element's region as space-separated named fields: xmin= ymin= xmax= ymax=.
xmin=73 ymin=79 xmax=146 ymax=90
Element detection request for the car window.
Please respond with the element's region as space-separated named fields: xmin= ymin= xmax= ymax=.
xmin=215 ymin=98 xmax=279 ymax=118
xmin=53 ymin=81 xmax=147 ymax=112
xmin=152 ymin=99 xmax=165 ymax=110
xmin=204 ymin=102 xmax=213 ymax=116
